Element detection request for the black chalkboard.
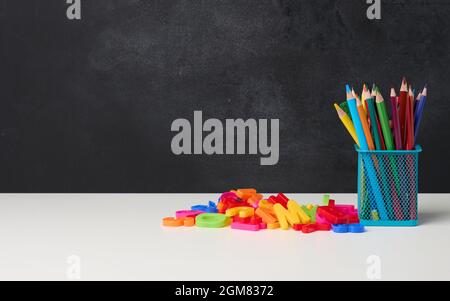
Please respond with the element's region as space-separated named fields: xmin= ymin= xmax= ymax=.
xmin=0 ymin=0 xmax=449 ymax=192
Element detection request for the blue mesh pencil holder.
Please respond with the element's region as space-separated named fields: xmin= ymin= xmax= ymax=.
xmin=355 ymin=145 xmax=422 ymax=226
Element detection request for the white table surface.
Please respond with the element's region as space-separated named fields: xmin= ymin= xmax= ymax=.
xmin=0 ymin=193 xmax=448 ymax=281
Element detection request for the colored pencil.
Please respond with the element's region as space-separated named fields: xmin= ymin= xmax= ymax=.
xmin=334 ymin=103 xmax=359 ymax=146
xmin=339 ymin=101 xmax=352 ymax=121
xmin=414 ymin=86 xmax=427 ymax=143
xmin=360 ymin=86 xmax=374 ymax=217
xmin=375 ymin=91 xmax=395 ymax=150
xmin=361 ymin=84 xmax=368 ymax=114
xmin=405 ymin=87 xmax=415 ymax=150
xmin=413 ymin=92 xmax=422 ymax=114
xmin=372 ymin=89 xmax=397 ymax=219
xmin=346 ymin=85 xmax=368 ymax=150
xmin=365 ymin=90 xmax=382 ymax=150
xmin=354 ymin=91 xmax=375 ymax=150
xmin=384 ymin=89 xmax=404 ymax=218
xmin=390 ymin=89 xmax=402 ymax=150
xmin=406 ymin=88 xmax=417 ymax=218
xmin=362 ymin=84 xmax=371 ymax=126
xmin=348 ymin=85 xmax=386 ymax=218
xmin=399 ymin=78 xmax=408 ymax=147
xmin=372 ymin=86 xmax=387 ymax=150
xmin=414 ymin=92 xmax=422 ymax=122
xmin=334 ymin=81 xmax=428 ymax=222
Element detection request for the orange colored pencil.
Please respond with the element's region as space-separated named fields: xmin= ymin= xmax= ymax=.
xmin=361 ymin=84 xmax=368 ymax=114
xmin=353 ymin=90 xmax=375 ymax=150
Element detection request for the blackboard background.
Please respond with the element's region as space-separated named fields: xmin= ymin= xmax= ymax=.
xmin=0 ymin=0 xmax=449 ymax=192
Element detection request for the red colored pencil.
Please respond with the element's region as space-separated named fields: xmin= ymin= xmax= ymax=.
xmin=405 ymin=87 xmax=415 ymax=150
xmin=399 ymin=78 xmax=408 ymax=147
xmin=390 ymin=89 xmax=402 ymax=150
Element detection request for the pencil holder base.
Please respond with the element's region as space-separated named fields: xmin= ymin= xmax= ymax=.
xmin=356 ymin=145 xmax=422 ymax=227
xmin=359 ymin=219 xmax=418 ymax=227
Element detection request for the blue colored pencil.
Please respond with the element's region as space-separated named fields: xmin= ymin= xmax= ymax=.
xmin=347 ymin=84 xmax=388 ymax=220
xmin=414 ymin=86 xmax=427 ymax=143
xmin=346 ymin=85 xmax=368 ymax=150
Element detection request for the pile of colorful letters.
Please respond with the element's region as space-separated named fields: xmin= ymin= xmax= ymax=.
xmin=162 ymin=189 xmax=365 ymax=234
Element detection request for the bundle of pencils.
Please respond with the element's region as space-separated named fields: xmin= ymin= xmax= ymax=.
xmin=333 ymin=78 xmax=427 ymax=223
xmin=334 ymin=78 xmax=427 ymax=151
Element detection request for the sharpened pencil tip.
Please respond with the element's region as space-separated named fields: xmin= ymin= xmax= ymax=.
xmin=334 ymin=103 xmax=345 ymax=118
xmin=390 ymin=88 xmax=396 ymax=97
xmin=363 ymin=88 xmax=371 ymax=100
xmin=345 ymin=85 xmax=351 ymax=94
xmin=401 ymin=78 xmax=408 ymax=92
xmin=375 ymin=91 xmax=381 ymax=103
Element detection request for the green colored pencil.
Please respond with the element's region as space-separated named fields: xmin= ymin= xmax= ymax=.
xmin=375 ymin=91 xmax=395 ymax=150
xmin=364 ymin=90 xmax=382 ymax=150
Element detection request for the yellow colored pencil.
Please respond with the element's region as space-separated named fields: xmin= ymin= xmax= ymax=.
xmin=334 ymin=103 xmax=359 ymax=146
xmin=361 ymin=84 xmax=368 ymax=113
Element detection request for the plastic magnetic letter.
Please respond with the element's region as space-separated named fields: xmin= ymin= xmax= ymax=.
xmin=191 ymin=205 xmax=209 ymax=212
xmin=225 ymin=206 xmax=254 ymax=218
xmin=293 ymin=224 xmax=303 ymax=231
xmin=323 ymin=194 xmax=330 ymax=206
xmin=348 ymin=224 xmax=365 ymax=233
xmin=267 ymin=222 xmax=280 ymax=229
xmin=316 ymin=223 xmax=331 ymax=231
xmin=301 ymin=204 xmax=317 ymax=223
xmin=231 ymin=222 xmax=261 ymax=231
xmin=220 ymin=192 xmax=239 ymax=203
xmin=255 ymin=207 xmax=277 ymax=224
xmin=332 ymin=224 xmax=349 ymax=233
xmin=162 ymin=217 xmax=184 ymax=227
xmin=273 ymin=203 xmax=300 ymax=230
xmin=233 ymin=216 xmax=251 ymax=224
xmin=258 ymin=200 xmax=273 ymax=209
xmin=176 ymin=210 xmax=204 ymax=219
xmin=183 ymin=217 xmax=195 ymax=227
xmin=196 ymin=213 xmax=229 ymax=228
xmin=302 ymin=223 xmax=318 ymax=234
xmin=248 ymin=193 xmax=263 ymax=207
xmin=315 ymin=214 xmax=330 ymax=225
xmin=317 ymin=207 xmax=348 ymax=224
xmin=287 ymin=200 xmax=311 ymax=224
xmin=236 ymin=188 xmax=257 ymax=200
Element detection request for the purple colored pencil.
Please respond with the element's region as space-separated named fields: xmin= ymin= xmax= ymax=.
xmin=414 ymin=92 xmax=421 ymax=119
xmin=414 ymin=86 xmax=427 ymax=143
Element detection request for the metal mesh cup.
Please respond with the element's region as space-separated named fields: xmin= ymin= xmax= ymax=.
xmin=355 ymin=145 xmax=422 ymax=226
